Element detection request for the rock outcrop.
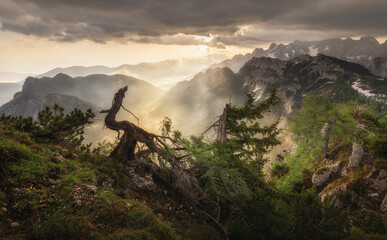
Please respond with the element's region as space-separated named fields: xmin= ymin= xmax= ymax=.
xmin=312 ymin=161 xmax=341 ymax=187
xmin=347 ymin=143 xmax=365 ymax=168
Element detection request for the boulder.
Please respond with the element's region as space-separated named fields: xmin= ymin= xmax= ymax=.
xmin=11 ymin=222 xmax=20 ymax=228
xmin=312 ymin=161 xmax=341 ymax=187
xmin=347 ymin=143 xmax=364 ymax=168
xmin=86 ymin=185 xmax=97 ymax=194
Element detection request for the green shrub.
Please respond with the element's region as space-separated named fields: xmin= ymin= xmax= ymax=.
xmin=271 ymin=162 xmax=290 ymax=178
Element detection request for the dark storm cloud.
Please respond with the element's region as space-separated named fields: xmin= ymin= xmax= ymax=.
xmin=1 ymin=0 xmax=386 ymax=46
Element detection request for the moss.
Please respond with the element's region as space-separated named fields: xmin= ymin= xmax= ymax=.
xmin=31 ymin=214 xmax=95 ymax=240
xmin=61 ymin=168 xmax=96 ymax=184
xmin=0 ymin=138 xmax=55 ymax=183
xmin=91 ymin=189 xmax=176 ymax=239
xmin=315 ymin=166 xmax=328 ymax=175
xmin=351 ymin=210 xmax=386 ymax=236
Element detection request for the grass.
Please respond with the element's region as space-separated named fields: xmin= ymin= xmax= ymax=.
xmin=273 ymin=142 xmax=322 ymax=191
xmin=0 ymin=123 xmax=219 ymax=239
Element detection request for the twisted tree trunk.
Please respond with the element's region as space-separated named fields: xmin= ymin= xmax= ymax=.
xmin=102 ymin=86 xmax=204 ymax=207
xmin=103 ymin=86 xmax=158 ymax=162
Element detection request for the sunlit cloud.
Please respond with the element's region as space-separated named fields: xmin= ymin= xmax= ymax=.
xmin=0 ymin=0 xmax=385 ymax=47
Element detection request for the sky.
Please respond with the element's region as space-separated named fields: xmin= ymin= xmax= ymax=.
xmin=1 ymin=0 xmax=387 ymax=75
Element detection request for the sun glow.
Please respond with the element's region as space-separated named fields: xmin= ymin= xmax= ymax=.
xmin=195 ymin=35 xmax=214 ymax=43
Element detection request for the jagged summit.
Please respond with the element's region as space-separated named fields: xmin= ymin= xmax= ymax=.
xmin=210 ymin=37 xmax=387 ymax=77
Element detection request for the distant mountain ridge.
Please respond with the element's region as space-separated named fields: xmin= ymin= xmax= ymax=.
xmin=37 ymin=58 xmax=219 ymax=89
xmin=210 ymin=37 xmax=387 ymax=77
xmin=0 ymin=74 xmax=164 ymax=119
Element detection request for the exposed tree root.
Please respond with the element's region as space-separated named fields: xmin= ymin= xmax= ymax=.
xmin=101 ymin=86 xmax=204 ymax=206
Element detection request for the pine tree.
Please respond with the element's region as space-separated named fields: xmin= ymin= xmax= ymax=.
xmin=288 ymin=95 xmax=356 ymax=158
xmin=0 ymin=104 xmax=95 ymax=148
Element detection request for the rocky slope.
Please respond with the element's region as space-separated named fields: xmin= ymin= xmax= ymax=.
xmin=367 ymin=56 xmax=387 ymax=78
xmin=311 ymin=141 xmax=387 ymax=217
xmin=239 ymin=54 xmax=385 ymax=113
xmin=211 ymin=37 xmax=387 ymax=77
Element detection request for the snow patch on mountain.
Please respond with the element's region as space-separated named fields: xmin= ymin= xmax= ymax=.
xmin=351 ymin=79 xmax=376 ymax=97
xmin=352 ymin=79 xmax=387 ymax=103
xmin=308 ymin=46 xmax=319 ymax=56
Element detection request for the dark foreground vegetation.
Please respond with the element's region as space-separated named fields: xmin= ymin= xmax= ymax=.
xmin=0 ymin=88 xmax=386 ymax=239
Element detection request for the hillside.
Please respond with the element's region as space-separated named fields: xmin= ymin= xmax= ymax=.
xmin=1 ymin=88 xmax=386 ymax=239
xmin=152 ymin=54 xmax=386 ymax=135
xmin=0 ymin=122 xmax=220 ymax=239
xmin=239 ymin=54 xmax=385 ymax=112
xmin=268 ymin=95 xmax=387 ymax=238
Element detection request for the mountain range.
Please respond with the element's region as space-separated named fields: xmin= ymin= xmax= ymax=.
xmin=210 ymin=37 xmax=387 ymax=77
xmin=152 ymin=54 xmax=386 ymax=134
xmin=1 ymin=37 xmax=386 ymax=137
xmin=37 ymin=58 xmax=220 ymax=89
xmin=1 ymin=54 xmax=385 ymax=136
xmin=0 ymin=74 xmax=163 ymax=120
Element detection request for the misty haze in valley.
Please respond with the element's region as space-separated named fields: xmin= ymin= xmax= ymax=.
xmin=1 ymin=1 xmax=387 ymax=239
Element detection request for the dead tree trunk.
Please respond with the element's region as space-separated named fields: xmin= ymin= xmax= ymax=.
xmin=102 ymin=86 xmax=159 ymax=162
xmin=102 ymin=86 xmax=204 ymax=206
xmin=216 ymin=104 xmax=229 ymax=144
xmin=323 ymin=112 xmax=339 ymax=158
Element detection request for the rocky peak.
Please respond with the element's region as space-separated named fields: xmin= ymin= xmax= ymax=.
xmin=251 ymin=47 xmax=265 ymax=56
xmin=268 ymin=43 xmax=277 ymax=50
xmin=243 ymin=56 xmax=286 ymax=70
xmin=359 ymin=36 xmax=380 ymax=45
xmin=211 ymin=37 xmax=387 ymax=77
xmin=292 ymin=54 xmax=313 ymax=63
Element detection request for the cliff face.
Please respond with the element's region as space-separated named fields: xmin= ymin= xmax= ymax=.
xmin=367 ymin=56 xmax=387 ymax=79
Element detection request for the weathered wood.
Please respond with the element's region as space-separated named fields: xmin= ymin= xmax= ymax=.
xmin=216 ymin=104 xmax=229 ymax=144
xmin=323 ymin=112 xmax=341 ymax=158
xmin=103 ymin=86 xmax=158 ymax=162
xmin=102 ymin=86 xmax=204 ymax=206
